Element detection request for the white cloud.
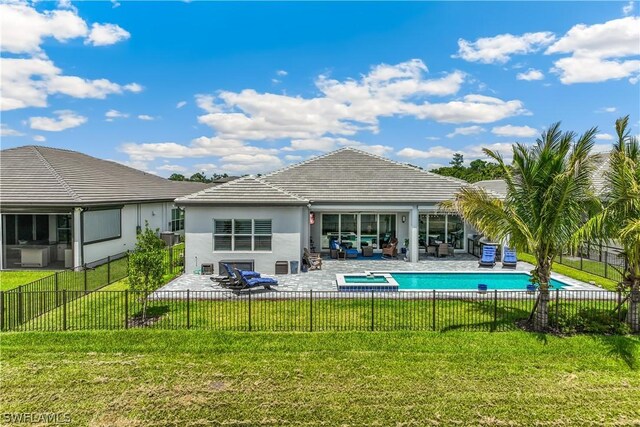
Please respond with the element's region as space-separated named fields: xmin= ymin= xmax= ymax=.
xmin=28 ymin=110 xmax=87 ymax=131
xmin=1 ymin=58 xmax=142 ymax=111
xmin=276 ymin=70 xmax=288 ymax=76
xmin=105 ymin=109 xmax=129 ymax=120
xmin=516 ymin=69 xmax=545 ymax=81
xmin=111 ymin=0 xmax=121 ymax=8
xmin=491 ymin=125 xmax=538 ymax=138
xmin=425 ymin=136 xmax=441 ymax=141
xmin=595 ymin=133 xmax=614 ymax=141
xmin=86 ymin=23 xmax=130 ymax=46
xmin=623 ymin=1 xmax=634 ymax=16
xmin=284 ymin=155 xmax=303 ymax=162
xmin=157 ymin=164 xmax=187 ymax=172
xmin=0 ymin=2 xmax=88 ymax=54
xmin=455 ymin=32 xmax=556 ymax=64
xmin=138 ymin=114 xmax=155 ymax=121
xmin=546 ymin=17 xmax=640 ymax=84
xmin=398 ymin=142 xmax=517 ymax=161
xmin=33 ymin=135 xmax=46 ymax=142
xmin=176 ymin=101 xmax=187 ymax=109
xmin=1 ymin=124 xmax=24 ymax=137
xmin=446 ymin=125 xmax=485 ymax=138
xmin=597 ymin=107 xmax=617 ymax=113
xmin=195 ymin=94 xmax=220 ymax=113
xmin=193 ymin=163 xmax=219 ymax=174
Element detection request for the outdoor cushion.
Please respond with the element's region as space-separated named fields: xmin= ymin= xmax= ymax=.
xmin=222 ymin=263 xmax=260 ymax=279
xmin=503 ymin=248 xmax=517 ymax=266
xmin=479 ymin=246 xmax=497 ymax=266
xmin=246 ymin=277 xmax=279 ymax=287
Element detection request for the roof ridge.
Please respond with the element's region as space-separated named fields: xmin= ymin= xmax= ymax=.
xmin=32 ymin=146 xmax=83 ymax=203
xmin=179 ymin=175 xmax=253 ymax=200
xmin=260 ymin=148 xmax=352 ymax=179
xmin=338 ymin=146 xmax=473 ymax=187
xmin=255 ymin=177 xmax=309 ymax=202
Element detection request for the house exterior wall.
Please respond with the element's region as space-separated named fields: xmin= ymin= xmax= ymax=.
xmin=184 ymin=205 xmax=306 ymax=275
xmin=82 ymin=202 xmax=174 ymax=265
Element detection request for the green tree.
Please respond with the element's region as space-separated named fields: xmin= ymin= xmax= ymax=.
xmin=168 ymin=173 xmax=186 ymax=181
xmin=431 ymin=155 xmax=508 ymax=183
xmin=573 ymin=116 xmax=640 ymax=331
xmin=441 ymin=123 xmax=598 ymax=330
xmin=450 ymin=153 xmax=464 ymax=168
xmin=128 ymin=222 xmax=165 ymax=322
xmin=189 ymin=172 xmax=209 ymax=183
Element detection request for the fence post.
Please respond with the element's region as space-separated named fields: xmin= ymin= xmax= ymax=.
xmin=617 ymin=290 xmax=623 ymax=323
xmin=309 ymin=290 xmax=313 ymax=332
xmin=18 ymin=288 xmax=23 ymax=325
xmin=107 ymin=256 xmax=111 ymax=284
xmin=124 ymin=290 xmax=129 ymax=329
xmin=169 ymin=247 xmax=173 ymax=275
xmin=248 ymin=291 xmax=251 ymax=332
xmin=62 ymin=289 xmax=67 ymax=331
xmin=186 ymin=289 xmax=191 ymax=329
xmin=432 ymin=289 xmax=436 ymax=331
xmin=371 ymin=291 xmax=374 ymax=332
xmin=555 ymin=289 xmax=560 ymax=329
xmin=492 ymin=290 xmax=498 ymax=332
xmin=55 ymin=272 xmax=60 ymax=307
xmin=0 ymin=291 xmax=4 ymax=332
xmin=83 ymin=264 xmax=88 ymax=294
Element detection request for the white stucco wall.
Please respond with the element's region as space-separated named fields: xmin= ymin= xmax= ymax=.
xmin=183 ymin=205 xmax=306 ymax=275
xmin=82 ymin=202 xmax=174 ymax=265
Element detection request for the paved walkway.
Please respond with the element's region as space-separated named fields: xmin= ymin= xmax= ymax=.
xmin=158 ymin=254 xmax=601 ymax=293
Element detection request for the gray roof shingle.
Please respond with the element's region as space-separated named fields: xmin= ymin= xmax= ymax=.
xmin=474 ymin=179 xmax=508 ymax=199
xmin=0 ymin=146 xmax=209 ymax=207
xmin=179 ymin=147 xmax=473 ymax=205
xmin=177 ymin=177 xmax=309 ymax=205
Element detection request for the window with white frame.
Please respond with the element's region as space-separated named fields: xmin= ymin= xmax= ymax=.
xmin=213 ymin=219 xmax=272 ymax=251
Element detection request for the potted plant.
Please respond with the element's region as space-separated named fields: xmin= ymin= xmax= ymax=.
xmin=401 ymin=239 xmax=409 ymax=254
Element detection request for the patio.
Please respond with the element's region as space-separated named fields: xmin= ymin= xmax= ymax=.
xmin=158 ymin=253 xmax=600 ymax=293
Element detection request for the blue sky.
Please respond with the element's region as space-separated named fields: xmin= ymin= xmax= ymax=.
xmin=1 ymin=1 xmax=639 ymax=176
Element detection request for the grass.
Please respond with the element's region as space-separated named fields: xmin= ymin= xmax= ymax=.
xmin=0 ymin=270 xmax=57 ymax=291
xmin=1 ymin=330 xmax=638 ymax=426
xmin=519 ymin=253 xmax=619 ymax=290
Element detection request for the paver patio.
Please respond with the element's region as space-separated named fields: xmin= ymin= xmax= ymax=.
xmin=158 ymin=253 xmax=600 ymax=293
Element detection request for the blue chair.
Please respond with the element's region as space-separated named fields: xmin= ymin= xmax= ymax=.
xmin=221 ymin=263 xmax=260 ymax=279
xmin=330 ymin=239 xmax=359 ymax=259
xmin=478 ymin=245 xmax=497 ymax=267
xmin=232 ymin=268 xmax=278 ymax=290
xmin=502 ymin=247 xmax=517 ymax=268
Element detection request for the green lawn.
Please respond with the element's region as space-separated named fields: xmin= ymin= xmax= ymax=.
xmin=0 ymin=270 xmax=56 ymax=291
xmin=1 ymin=330 xmax=638 ymax=426
xmin=519 ymin=253 xmax=619 ymax=290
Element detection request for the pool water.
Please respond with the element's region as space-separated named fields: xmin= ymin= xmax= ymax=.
xmin=389 ymin=272 xmax=567 ymax=291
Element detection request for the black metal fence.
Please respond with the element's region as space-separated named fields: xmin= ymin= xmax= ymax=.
xmin=1 ymin=289 xmax=631 ymax=334
xmin=2 ymin=245 xmax=185 ymax=330
xmin=468 ymin=239 xmax=625 ymax=283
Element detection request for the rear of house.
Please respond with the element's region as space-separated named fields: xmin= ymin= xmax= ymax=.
xmin=0 ymin=146 xmax=208 ymax=270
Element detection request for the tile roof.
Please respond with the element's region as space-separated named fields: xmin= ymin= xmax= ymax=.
xmin=177 ymin=176 xmax=309 ymax=205
xmin=179 ymin=147 xmax=472 ymax=205
xmin=474 ymin=179 xmax=508 ymax=199
xmin=590 ymin=153 xmax=610 ymax=197
xmin=0 ymin=146 xmax=210 ymax=207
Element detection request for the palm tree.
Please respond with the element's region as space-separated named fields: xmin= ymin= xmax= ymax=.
xmin=441 ymin=123 xmax=597 ymax=330
xmin=573 ymin=116 xmax=640 ymax=331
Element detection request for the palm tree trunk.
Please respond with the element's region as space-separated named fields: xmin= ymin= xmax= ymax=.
xmin=534 ymin=258 xmax=552 ymax=331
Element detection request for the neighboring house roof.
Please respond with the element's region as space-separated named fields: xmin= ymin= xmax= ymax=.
xmin=590 ymin=153 xmax=610 ymax=197
xmin=179 ymin=147 xmax=473 ymax=205
xmin=474 ymin=179 xmax=508 ymax=199
xmin=177 ymin=177 xmax=309 ymax=205
xmin=0 ymin=145 xmax=210 ymax=207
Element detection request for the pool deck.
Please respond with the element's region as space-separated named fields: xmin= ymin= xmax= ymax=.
xmin=158 ymin=254 xmax=602 ymax=294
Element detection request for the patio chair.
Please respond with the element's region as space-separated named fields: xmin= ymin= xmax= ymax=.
xmin=502 ymin=247 xmax=517 ymax=268
xmin=437 ymin=243 xmax=450 ymax=257
xmin=220 ymin=263 xmax=261 ymax=280
xmin=361 ymin=244 xmax=374 ymax=257
xmin=426 ymin=245 xmax=437 ymax=257
xmin=478 ymin=245 xmax=497 ymax=267
xmin=303 ymin=248 xmax=322 ymax=270
xmin=330 ymin=239 xmax=358 ymax=259
xmin=231 ymin=268 xmax=278 ymax=291
xmin=382 ymin=238 xmax=398 ymax=258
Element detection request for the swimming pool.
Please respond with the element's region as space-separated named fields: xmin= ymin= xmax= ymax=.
xmin=336 ymin=271 xmax=570 ymax=291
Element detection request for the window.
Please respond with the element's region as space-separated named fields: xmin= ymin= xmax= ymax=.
xmin=213 ymin=219 xmax=272 ymax=251
xmin=83 ymin=209 xmax=121 ymax=244
xmin=170 ymin=208 xmax=184 ymax=232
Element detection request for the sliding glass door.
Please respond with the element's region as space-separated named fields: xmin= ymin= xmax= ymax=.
xmin=420 ymin=213 xmax=465 ymax=250
xmin=320 ymin=213 xmax=397 ymax=250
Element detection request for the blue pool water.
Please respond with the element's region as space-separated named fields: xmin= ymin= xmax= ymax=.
xmin=389 ymin=272 xmax=567 ymax=291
